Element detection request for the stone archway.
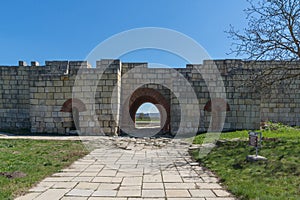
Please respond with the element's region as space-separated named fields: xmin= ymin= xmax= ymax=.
xmin=60 ymin=98 xmax=86 ymax=132
xmin=121 ymin=87 xmax=170 ymax=134
xmin=204 ymin=98 xmax=230 ymax=131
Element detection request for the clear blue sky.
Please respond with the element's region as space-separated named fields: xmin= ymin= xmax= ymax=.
xmin=0 ymin=0 xmax=249 ymax=66
xmin=136 ymin=103 xmax=159 ymax=114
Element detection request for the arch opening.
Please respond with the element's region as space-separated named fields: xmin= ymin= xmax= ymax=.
xmin=204 ymin=98 xmax=230 ymax=132
xmin=60 ymin=98 xmax=86 ymax=132
xmin=120 ymin=87 xmax=171 ymax=136
xmin=135 ymin=102 xmax=161 ymax=128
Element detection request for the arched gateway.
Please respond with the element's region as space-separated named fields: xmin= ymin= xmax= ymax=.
xmin=120 ymin=87 xmax=170 ymax=135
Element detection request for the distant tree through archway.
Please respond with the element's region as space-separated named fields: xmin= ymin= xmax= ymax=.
xmin=135 ymin=102 xmax=161 ymax=128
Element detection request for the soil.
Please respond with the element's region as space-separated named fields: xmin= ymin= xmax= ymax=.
xmin=0 ymin=171 xmax=26 ymax=179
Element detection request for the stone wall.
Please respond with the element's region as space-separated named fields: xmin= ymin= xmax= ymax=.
xmin=29 ymin=61 xmax=73 ymax=133
xmin=258 ymin=62 xmax=300 ymax=126
xmin=0 ymin=59 xmax=299 ymax=135
xmin=0 ymin=63 xmax=30 ymax=130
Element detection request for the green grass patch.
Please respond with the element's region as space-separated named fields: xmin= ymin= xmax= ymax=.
xmin=194 ymin=122 xmax=300 ymax=144
xmin=0 ymin=139 xmax=89 ymax=199
xmin=192 ymin=123 xmax=300 ymax=200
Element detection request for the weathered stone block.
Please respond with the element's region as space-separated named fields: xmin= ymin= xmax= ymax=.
xmin=34 ymin=93 xmax=46 ymax=99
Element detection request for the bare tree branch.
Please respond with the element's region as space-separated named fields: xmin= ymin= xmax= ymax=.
xmin=227 ymin=0 xmax=300 ymax=91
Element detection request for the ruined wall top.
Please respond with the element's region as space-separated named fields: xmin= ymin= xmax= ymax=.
xmin=0 ymin=59 xmax=299 ymax=76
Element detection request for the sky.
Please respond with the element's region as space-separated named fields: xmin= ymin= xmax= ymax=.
xmin=0 ymin=1 xmax=250 ymax=113
xmin=136 ymin=103 xmax=159 ymax=114
xmin=0 ymin=0 xmax=249 ymax=67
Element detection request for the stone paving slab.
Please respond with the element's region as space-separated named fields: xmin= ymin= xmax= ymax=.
xmin=14 ymin=136 xmax=236 ymax=200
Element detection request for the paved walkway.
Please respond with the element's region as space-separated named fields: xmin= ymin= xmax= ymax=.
xmin=10 ymin=136 xmax=236 ymax=200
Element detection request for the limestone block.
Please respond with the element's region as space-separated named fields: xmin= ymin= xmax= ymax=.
xmin=53 ymin=81 xmax=63 ymax=87
xmin=102 ymin=127 xmax=112 ymax=134
xmin=35 ymin=81 xmax=46 ymax=87
xmin=80 ymin=121 xmax=88 ymax=127
xmin=54 ymin=93 xmax=64 ymax=99
xmin=45 ymin=87 xmax=56 ymax=93
xmin=237 ymin=111 xmax=244 ymax=117
xmin=30 ymin=99 xmax=39 ymax=105
xmin=64 ymin=93 xmax=72 ymax=99
xmin=63 ymin=121 xmax=73 ymax=128
xmin=44 ymin=118 xmax=53 ymax=123
xmin=45 ymin=100 xmax=56 ymax=106
xmin=3 ymin=85 xmax=12 ymax=90
xmin=45 ymin=122 xmax=55 ymax=128
xmin=89 ymin=121 xmax=95 ymax=127
xmin=37 ymin=87 xmax=44 ymax=93
xmin=29 ymin=87 xmax=37 ymax=93
xmin=34 ymin=93 xmax=46 ymax=99
xmin=38 ymin=106 xmax=48 ymax=112
xmin=46 ymin=93 xmax=53 ymax=99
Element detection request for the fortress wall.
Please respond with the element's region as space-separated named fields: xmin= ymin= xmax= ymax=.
xmin=216 ymin=60 xmax=261 ymax=131
xmin=28 ymin=60 xmax=122 ymax=135
xmin=28 ymin=61 xmax=74 ymax=133
xmin=224 ymin=70 xmax=261 ymax=130
xmin=0 ymin=59 xmax=299 ymax=135
xmin=173 ymin=67 xmax=198 ymax=134
xmin=0 ymin=64 xmax=30 ymax=130
xmin=257 ymin=62 xmax=300 ymax=126
xmin=93 ymin=59 xmax=122 ymax=136
xmin=0 ymin=59 xmax=122 ymax=135
xmin=177 ymin=60 xmax=260 ymax=132
xmin=261 ymin=86 xmax=300 ymax=126
xmin=185 ymin=65 xmax=211 ymax=132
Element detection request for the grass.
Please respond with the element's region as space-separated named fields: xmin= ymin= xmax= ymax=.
xmin=0 ymin=139 xmax=89 ymax=199
xmin=191 ymin=123 xmax=300 ymax=200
